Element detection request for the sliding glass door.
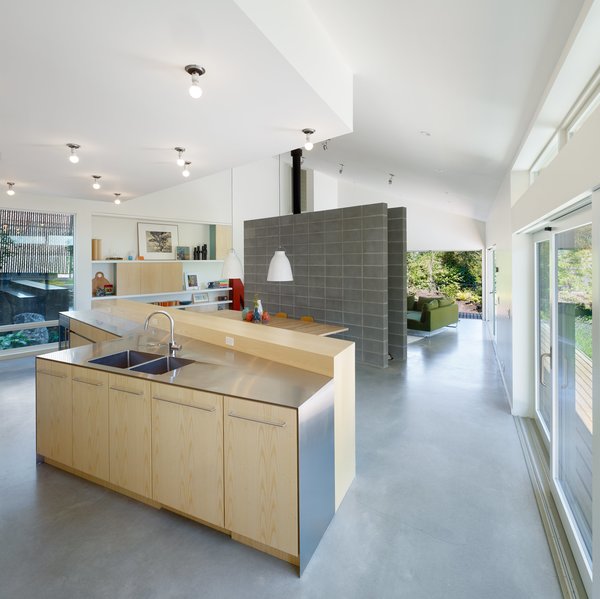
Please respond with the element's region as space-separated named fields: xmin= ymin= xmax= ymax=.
xmin=533 ymin=208 xmax=593 ymax=590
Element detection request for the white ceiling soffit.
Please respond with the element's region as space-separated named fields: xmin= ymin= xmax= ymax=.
xmin=305 ymin=0 xmax=585 ymax=221
xmin=513 ymin=0 xmax=600 ymax=171
xmin=0 ymin=0 xmax=352 ymax=202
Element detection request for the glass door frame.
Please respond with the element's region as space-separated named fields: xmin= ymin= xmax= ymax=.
xmin=535 ymin=207 xmax=594 ymax=593
xmin=533 ymin=230 xmax=553 ymax=451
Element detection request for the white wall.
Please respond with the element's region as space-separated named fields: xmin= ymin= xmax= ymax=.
xmin=337 ymin=179 xmax=485 ymax=250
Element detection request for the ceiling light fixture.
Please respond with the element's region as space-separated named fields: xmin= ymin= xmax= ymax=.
xmin=92 ymin=175 xmax=102 ymax=190
xmin=174 ymin=147 xmax=186 ymax=167
xmin=182 ymin=161 xmax=191 ymax=177
xmin=185 ymin=64 xmax=206 ymax=99
xmin=338 ymin=163 xmax=344 ymax=175
xmin=322 ymin=139 xmax=330 ymax=151
xmin=6 ymin=182 xmax=15 ymax=196
xmin=67 ymin=143 xmax=80 ymax=163
xmin=302 ymin=128 xmax=315 ymax=151
xmin=388 ymin=173 xmax=394 ymax=185
xmin=267 ymin=155 xmax=293 ymax=282
xmin=419 ymin=130 xmax=431 ymax=137
xmin=221 ymin=169 xmax=244 ymax=282
xmin=113 ymin=193 xmax=121 ymax=205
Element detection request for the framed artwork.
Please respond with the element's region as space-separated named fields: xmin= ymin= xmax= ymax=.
xmin=137 ymin=223 xmax=179 ymax=260
xmin=176 ymin=245 xmax=190 ymax=260
xmin=192 ymin=292 xmax=209 ymax=303
xmin=185 ymin=273 xmax=200 ymax=290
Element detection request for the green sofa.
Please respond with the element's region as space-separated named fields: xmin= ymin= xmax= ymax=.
xmin=407 ymin=296 xmax=459 ymax=333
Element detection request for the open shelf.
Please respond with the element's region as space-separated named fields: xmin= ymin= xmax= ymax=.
xmin=92 ymin=259 xmax=224 ymax=264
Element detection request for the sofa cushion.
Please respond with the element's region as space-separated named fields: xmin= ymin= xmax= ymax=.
xmin=438 ymin=297 xmax=453 ymax=307
xmin=422 ymin=299 xmax=439 ymax=311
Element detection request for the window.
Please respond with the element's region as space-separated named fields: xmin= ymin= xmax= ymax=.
xmin=0 ymin=209 xmax=74 ymax=354
xmin=530 ymin=132 xmax=560 ymax=184
xmin=567 ymin=87 xmax=600 ymax=140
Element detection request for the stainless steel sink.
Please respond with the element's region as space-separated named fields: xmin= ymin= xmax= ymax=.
xmin=89 ymin=350 xmax=159 ymax=369
xmin=130 ymin=356 xmax=194 ymax=375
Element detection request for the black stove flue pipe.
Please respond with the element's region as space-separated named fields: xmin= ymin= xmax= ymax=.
xmin=291 ymin=148 xmax=302 ymax=215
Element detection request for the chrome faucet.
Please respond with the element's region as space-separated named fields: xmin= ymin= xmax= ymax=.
xmin=144 ymin=310 xmax=182 ymax=356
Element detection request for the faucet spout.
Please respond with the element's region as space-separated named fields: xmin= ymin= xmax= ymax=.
xmin=143 ymin=310 xmax=182 ymax=356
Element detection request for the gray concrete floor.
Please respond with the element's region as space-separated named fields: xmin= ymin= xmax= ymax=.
xmin=0 ymin=321 xmax=561 ymax=599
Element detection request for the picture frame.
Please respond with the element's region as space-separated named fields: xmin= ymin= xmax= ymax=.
xmin=185 ymin=273 xmax=200 ymax=290
xmin=137 ymin=222 xmax=179 ymax=260
xmin=192 ymin=292 xmax=209 ymax=303
xmin=176 ymin=245 xmax=190 ymax=260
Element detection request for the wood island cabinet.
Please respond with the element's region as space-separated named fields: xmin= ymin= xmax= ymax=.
xmin=72 ymin=366 xmax=109 ymax=481
xmin=224 ymin=396 xmax=299 ymax=557
xmin=151 ymin=383 xmax=224 ymax=527
xmin=108 ymin=374 xmax=152 ymax=498
xmin=36 ymin=360 xmax=72 ymax=467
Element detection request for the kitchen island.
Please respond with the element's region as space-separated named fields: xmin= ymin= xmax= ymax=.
xmin=38 ymin=300 xmax=355 ymax=574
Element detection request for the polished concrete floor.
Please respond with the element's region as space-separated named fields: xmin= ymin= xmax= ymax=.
xmin=0 ymin=321 xmax=561 ymax=598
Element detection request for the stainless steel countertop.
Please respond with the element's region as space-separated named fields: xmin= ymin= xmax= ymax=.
xmin=43 ymin=325 xmax=333 ymax=410
xmin=62 ymin=309 xmax=141 ymax=338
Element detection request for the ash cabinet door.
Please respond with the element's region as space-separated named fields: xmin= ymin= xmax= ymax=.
xmin=36 ymin=360 xmax=72 ymax=466
xmin=72 ymin=366 xmax=109 ymax=481
xmin=151 ymin=384 xmax=224 ymax=527
xmin=108 ymin=374 xmax=152 ymax=498
xmin=224 ymin=397 xmax=298 ymax=557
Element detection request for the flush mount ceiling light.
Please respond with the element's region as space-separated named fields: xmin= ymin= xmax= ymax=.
xmin=6 ymin=181 xmax=15 ymax=196
xmin=302 ymin=128 xmax=315 ymax=151
xmin=182 ymin=161 xmax=191 ymax=177
xmin=338 ymin=163 xmax=344 ymax=175
xmin=419 ymin=130 xmax=431 ymax=137
xmin=92 ymin=175 xmax=102 ymax=190
xmin=67 ymin=143 xmax=81 ymax=163
xmin=388 ymin=173 xmax=395 ymax=185
xmin=185 ymin=64 xmax=206 ymax=99
xmin=322 ymin=139 xmax=330 ymax=151
xmin=174 ymin=147 xmax=186 ymax=167
xmin=113 ymin=193 xmax=121 ymax=205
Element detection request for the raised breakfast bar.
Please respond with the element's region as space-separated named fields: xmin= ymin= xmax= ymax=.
xmin=37 ymin=300 xmax=355 ymax=574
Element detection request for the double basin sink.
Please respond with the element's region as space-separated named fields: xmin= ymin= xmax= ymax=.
xmin=89 ymin=350 xmax=194 ymax=375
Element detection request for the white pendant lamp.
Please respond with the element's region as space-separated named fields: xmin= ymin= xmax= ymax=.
xmin=221 ymin=169 xmax=244 ymax=281
xmin=267 ymin=250 xmax=293 ymax=281
xmin=267 ymin=155 xmax=294 ymax=282
xmin=222 ymin=248 xmax=244 ymax=281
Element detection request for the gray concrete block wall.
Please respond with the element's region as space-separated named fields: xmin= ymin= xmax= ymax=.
xmin=387 ymin=207 xmax=407 ymax=362
xmin=244 ymin=203 xmax=389 ymax=368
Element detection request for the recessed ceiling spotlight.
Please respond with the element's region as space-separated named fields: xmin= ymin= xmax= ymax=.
xmin=419 ymin=130 xmax=431 ymax=137
xmin=67 ymin=143 xmax=81 ymax=163
xmin=92 ymin=175 xmax=102 ymax=190
xmin=182 ymin=161 xmax=191 ymax=177
xmin=302 ymin=128 xmax=315 ymax=151
xmin=113 ymin=193 xmax=121 ymax=205
xmin=185 ymin=65 xmax=206 ymax=99
xmin=6 ymin=181 xmax=15 ymax=196
xmin=388 ymin=173 xmax=395 ymax=185
xmin=322 ymin=139 xmax=330 ymax=151
xmin=174 ymin=147 xmax=186 ymax=167
xmin=338 ymin=163 xmax=344 ymax=174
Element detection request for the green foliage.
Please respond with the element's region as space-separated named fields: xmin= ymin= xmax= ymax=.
xmin=407 ymin=251 xmax=482 ymax=307
xmin=575 ymin=316 xmax=592 ymax=359
xmin=0 ymin=331 xmax=29 ymax=350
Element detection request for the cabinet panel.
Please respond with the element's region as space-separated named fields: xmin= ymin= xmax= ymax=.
xmin=70 ymin=332 xmax=92 ymax=348
xmin=140 ymin=263 xmax=163 ymax=294
xmin=116 ymin=262 xmax=141 ymax=296
xmin=36 ymin=360 xmax=72 ymax=466
xmin=108 ymin=374 xmax=152 ymax=497
xmin=72 ymin=366 xmax=109 ymax=480
xmin=152 ymin=384 xmax=224 ymax=526
xmin=215 ymin=225 xmax=232 ymax=261
xmin=161 ymin=263 xmax=184 ymax=293
xmin=224 ymin=397 xmax=298 ymax=556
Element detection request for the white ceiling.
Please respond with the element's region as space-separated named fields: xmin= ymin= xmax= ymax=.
xmin=0 ymin=0 xmax=350 ymax=203
xmin=0 ymin=0 xmax=588 ymax=220
xmin=305 ymin=0 xmax=585 ymax=220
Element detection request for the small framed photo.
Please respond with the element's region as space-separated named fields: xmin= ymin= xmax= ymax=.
xmin=185 ymin=273 xmax=200 ymax=290
xmin=192 ymin=292 xmax=209 ymax=303
xmin=176 ymin=246 xmax=190 ymax=260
